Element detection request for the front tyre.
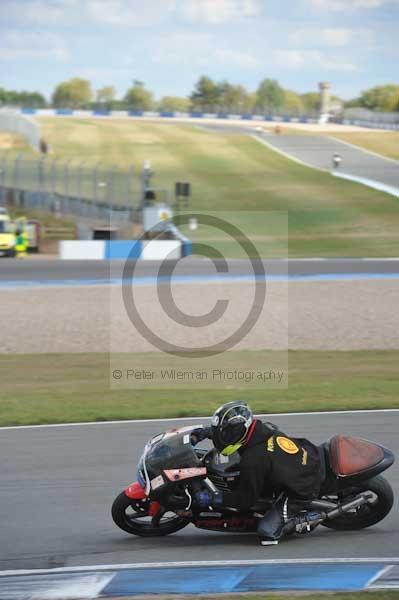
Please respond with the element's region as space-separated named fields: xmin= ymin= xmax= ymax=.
xmin=111 ymin=491 xmax=190 ymax=537
xmin=322 ymin=475 xmax=394 ymax=531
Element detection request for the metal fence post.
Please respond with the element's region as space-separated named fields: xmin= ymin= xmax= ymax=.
xmin=77 ymin=160 xmax=86 ymax=203
xmin=107 ymin=165 xmax=116 ymax=206
xmin=0 ymin=154 xmax=7 ymax=205
xmin=38 ymin=156 xmax=45 ymax=193
xmin=64 ymin=159 xmax=72 ymax=213
xmin=93 ymin=162 xmax=100 ymax=203
xmin=51 ymin=157 xmax=58 ymax=195
xmin=13 ymin=153 xmax=23 ymax=190
xmin=127 ymin=165 xmax=133 ymax=203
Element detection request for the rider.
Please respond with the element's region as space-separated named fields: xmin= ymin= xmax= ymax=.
xmin=191 ymin=400 xmax=324 ymax=545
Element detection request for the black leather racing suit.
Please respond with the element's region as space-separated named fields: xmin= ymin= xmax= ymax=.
xmin=222 ymin=420 xmax=322 ymax=511
xmin=195 ymin=419 xmax=323 ymax=541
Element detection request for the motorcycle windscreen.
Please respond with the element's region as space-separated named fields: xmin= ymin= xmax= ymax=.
xmin=145 ymin=434 xmax=202 ymax=480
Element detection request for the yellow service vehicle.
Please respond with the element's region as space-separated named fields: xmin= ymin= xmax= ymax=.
xmin=0 ymin=209 xmax=16 ymax=257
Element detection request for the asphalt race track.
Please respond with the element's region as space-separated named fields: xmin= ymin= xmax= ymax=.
xmin=1 ymin=258 xmax=399 ymax=284
xmin=0 ymin=411 xmax=397 ymax=570
xmin=262 ymin=135 xmax=399 ymax=191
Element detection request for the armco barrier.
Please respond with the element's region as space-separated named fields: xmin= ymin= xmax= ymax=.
xmin=12 ymin=107 xmax=323 ymax=125
xmin=59 ymin=240 xmax=105 ymax=260
xmin=59 ymin=239 xmax=190 ymax=260
xmin=105 ymin=240 xmax=142 ymax=260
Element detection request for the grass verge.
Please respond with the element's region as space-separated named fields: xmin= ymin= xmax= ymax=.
xmin=0 ymin=350 xmax=398 ymax=427
xmin=324 ymin=131 xmax=399 ymax=161
xmin=3 ymin=118 xmax=399 ymax=256
xmin=34 ymin=118 xmax=399 ymax=257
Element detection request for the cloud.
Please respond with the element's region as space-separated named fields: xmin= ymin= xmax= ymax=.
xmin=290 ymin=27 xmax=374 ymax=47
xmin=149 ymin=32 xmax=259 ymax=69
xmin=86 ymin=0 xmax=262 ymax=26
xmin=273 ymin=49 xmax=357 ymax=71
xmin=308 ymin=0 xmax=387 ymax=9
xmin=213 ymin=49 xmax=260 ymax=68
xmin=180 ymin=0 xmax=262 ymax=24
xmin=87 ymin=0 xmax=177 ymax=26
xmin=0 ymin=31 xmax=69 ymax=62
xmin=0 ymin=0 xmax=78 ymax=25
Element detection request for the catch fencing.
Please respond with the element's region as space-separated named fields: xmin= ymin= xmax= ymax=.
xmin=0 ymin=110 xmax=41 ymax=150
xmin=343 ymin=108 xmax=399 ymax=130
xmin=0 ymin=154 xmax=143 ymax=223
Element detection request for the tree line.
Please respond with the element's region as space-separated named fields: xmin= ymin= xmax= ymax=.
xmin=1 ymin=77 xmax=398 ymax=113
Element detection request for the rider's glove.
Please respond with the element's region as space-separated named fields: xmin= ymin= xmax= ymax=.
xmin=190 ymin=426 xmax=212 ymax=446
xmin=194 ymin=490 xmax=223 ymax=509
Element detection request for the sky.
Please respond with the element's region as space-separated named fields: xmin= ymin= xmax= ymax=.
xmin=0 ymin=0 xmax=398 ymax=101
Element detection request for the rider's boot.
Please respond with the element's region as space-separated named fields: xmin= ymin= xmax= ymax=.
xmin=257 ymin=496 xmax=322 ymax=546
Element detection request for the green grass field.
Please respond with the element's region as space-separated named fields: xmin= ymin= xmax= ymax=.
xmin=0 ymin=350 xmax=398 ymax=426
xmin=2 ymin=118 xmax=399 ymax=256
xmin=40 ymin=118 xmax=399 ymax=257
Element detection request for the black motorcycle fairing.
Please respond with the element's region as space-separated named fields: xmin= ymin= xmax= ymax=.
xmin=201 ymin=448 xmax=241 ymax=493
xmin=320 ymin=442 xmax=394 ymax=494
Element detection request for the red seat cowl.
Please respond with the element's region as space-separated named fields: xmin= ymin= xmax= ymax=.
xmin=329 ymin=435 xmax=384 ymax=477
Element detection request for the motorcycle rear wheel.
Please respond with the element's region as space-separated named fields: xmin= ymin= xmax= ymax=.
xmin=111 ymin=492 xmax=190 ymax=537
xmin=321 ymin=475 xmax=394 ymax=531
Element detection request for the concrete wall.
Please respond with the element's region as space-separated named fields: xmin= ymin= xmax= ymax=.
xmin=59 ymin=239 xmax=190 ymax=260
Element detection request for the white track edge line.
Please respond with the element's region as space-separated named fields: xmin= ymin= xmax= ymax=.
xmin=1 ymin=558 xmax=399 ymax=577
xmin=328 ymin=136 xmax=399 ymax=164
xmin=1 ymin=409 xmax=398 ymax=431
xmin=366 ymin=565 xmax=395 ymax=588
xmin=250 ymin=135 xmax=328 ymax=172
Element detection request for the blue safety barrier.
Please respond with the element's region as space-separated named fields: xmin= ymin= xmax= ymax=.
xmin=241 ymin=114 xmax=253 ymax=120
xmin=56 ymin=108 xmax=74 ymax=115
xmin=217 ymin=112 xmax=229 ymax=119
xmin=92 ymin=110 xmax=110 ymax=116
xmin=105 ymin=240 xmax=142 ymax=260
xmin=21 ymin=108 xmax=37 ymax=114
xmin=160 ymin=111 xmax=175 ymax=118
xmin=190 ymin=112 xmax=204 ymax=118
xmin=128 ymin=110 xmax=143 ymax=117
xmin=182 ymin=239 xmax=192 ymax=257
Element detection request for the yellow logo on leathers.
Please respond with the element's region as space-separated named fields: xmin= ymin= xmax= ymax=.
xmin=276 ymin=436 xmax=299 ymax=454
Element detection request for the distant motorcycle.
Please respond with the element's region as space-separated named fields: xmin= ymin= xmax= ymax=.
xmin=112 ymin=425 xmax=394 ymax=538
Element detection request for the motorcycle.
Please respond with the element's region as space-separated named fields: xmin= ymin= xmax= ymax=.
xmin=111 ymin=424 xmax=394 ymax=539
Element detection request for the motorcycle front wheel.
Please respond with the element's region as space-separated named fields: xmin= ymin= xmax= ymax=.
xmin=111 ymin=491 xmax=190 ymax=537
xmin=321 ymin=475 xmax=394 ymax=531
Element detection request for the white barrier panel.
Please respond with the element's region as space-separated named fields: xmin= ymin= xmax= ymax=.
xmin=59 ymin=240 xmax=105 ymax=260
xmin=141 ymin=240 xmax=181 ymax=260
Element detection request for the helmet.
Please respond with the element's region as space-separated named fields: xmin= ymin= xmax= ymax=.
xmin=211 ymin=401 xmax=254 ymax=456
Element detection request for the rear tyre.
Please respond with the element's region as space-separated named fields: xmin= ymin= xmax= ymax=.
xmin=322 ymin=475 xmax=394 ymax=531
xmin=111 ymin=491 xmax=190 ymax=537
